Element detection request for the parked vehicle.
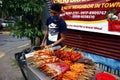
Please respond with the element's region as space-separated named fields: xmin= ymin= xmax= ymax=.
xmin=0 ymin=18 xmax=15 ymax=30
xmin=0 ymin=18 xmax=3 ymax=30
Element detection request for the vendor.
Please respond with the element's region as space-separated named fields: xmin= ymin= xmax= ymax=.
xmin=40 ymin=3 xmax=67 ymax=49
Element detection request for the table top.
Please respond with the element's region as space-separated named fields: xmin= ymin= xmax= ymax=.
xmin=25 ymin=65 xmax=52 ymax=80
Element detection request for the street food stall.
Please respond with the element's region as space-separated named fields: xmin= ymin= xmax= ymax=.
xmin=15 ymin=47 xmax=119 ymax=80
xmin=15 ymin=0 xmax=120 ymax=80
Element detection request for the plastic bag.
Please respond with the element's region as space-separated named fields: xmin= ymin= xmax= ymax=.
xmin=42 ymin=62 xmax=70 ymax=77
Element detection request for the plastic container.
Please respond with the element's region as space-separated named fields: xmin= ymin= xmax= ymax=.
xmin=96 ymin=72 xmax=116 ymax=80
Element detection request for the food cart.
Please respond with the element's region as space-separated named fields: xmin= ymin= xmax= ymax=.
xmin=15 ymin=47 xmax=119 ymax=80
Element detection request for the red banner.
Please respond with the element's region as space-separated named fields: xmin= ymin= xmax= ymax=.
xmin=108 ymin=20 xmax=120 ymax=32
xmin=51 ymin=0 xmax=120 ymax=35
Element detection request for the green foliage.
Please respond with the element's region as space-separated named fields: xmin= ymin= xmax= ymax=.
xmin=2 ymin=0 xmax=46 ymax=17
xmin=107 ymin=9 xmax=116 ymax=15
xmin=10 ymin=20 xmax=42 ymax=39
xmin=2 ymin=0 xmax=46 ymax=45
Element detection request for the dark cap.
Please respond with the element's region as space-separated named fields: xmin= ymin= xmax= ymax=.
xmin=51 ymin=3 xmax=61 ymax=12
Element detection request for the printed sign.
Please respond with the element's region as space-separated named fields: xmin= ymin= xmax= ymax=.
xmin=51 ymin=0 xmax=120 ymax=35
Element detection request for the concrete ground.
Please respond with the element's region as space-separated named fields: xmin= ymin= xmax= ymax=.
xmin=0 ymin=49 xmax=26 ymax=80
xmin=0 ymin=32 xmax=31 ymax=80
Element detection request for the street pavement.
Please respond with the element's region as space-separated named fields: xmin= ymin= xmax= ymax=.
xmin=0 ymin=32 xmax=31 ymax=80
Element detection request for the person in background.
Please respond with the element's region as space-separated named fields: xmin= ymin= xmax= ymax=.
xmin=40 ymin=3 xmax=67 ymax=49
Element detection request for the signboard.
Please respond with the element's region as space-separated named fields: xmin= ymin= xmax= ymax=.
xmin=51 ymin=0 xmax=120 ymax=35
